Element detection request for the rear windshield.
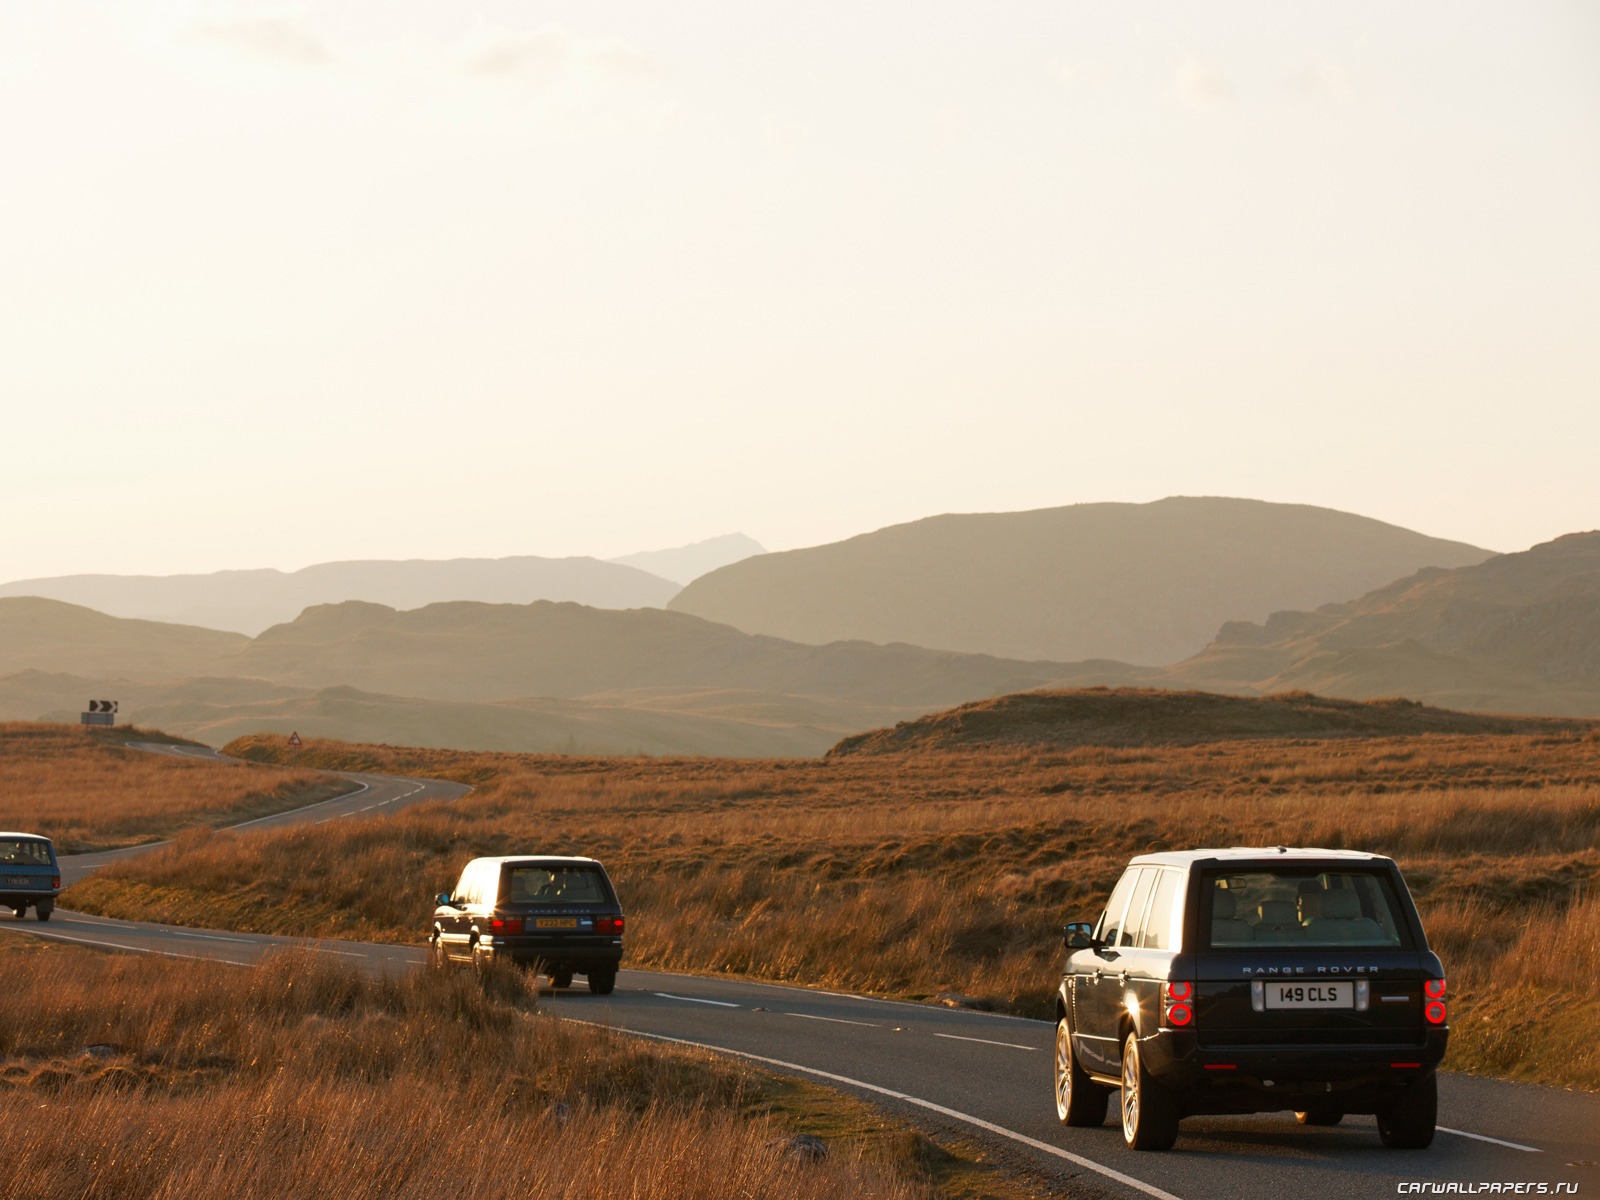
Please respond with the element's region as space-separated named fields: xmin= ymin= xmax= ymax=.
xmin=0 ymin=839 xmax=53 ymax=866
xmin=502 ymin=864 xmax=611 ymax=906
xmin=1203 ymin=868 xmax=1413 ymax=950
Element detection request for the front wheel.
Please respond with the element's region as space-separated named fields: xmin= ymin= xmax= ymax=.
xmin=430 ymin=935 xmax=450 ymax=970
xmin=1377 ymin=1074 xmax=1437 ymax=1149
xmin=1120 ymin=1033 xmax=1180 ymax=1151
xmin=587 ymin=968 xmax=616 ymax=996
xmin=1055 ymin=1017 xmax=1109 ymax=1127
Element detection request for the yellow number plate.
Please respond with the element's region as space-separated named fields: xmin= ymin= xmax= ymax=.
xmin=535 ymin=918 xmax=578 ymax=929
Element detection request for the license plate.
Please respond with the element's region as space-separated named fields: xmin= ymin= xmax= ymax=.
xmin=534 ymin=918 xmax=578 ymax=929
xmin=1265 ymin=982 xmax=1352 ymax=1009
xmin=2 ymin=876 xmax=32 ymax=887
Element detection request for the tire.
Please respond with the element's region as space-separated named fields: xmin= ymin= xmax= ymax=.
xmin=1296 ymin=1108 xmax=1344 ymax=1127
xmin=551 ymin=969 xmax=573 ymax=989
xmin=430 ymin=934 xmax=450 ymax=970
xmin=1055 ymin=1016 xmax=1109 ymax=1127
xmin=587 ymin=968 xmax=616 ymax=996
xmin=470 ymin=941 xmax=490 ymax=975
xmin=35 ymin=906 xmax=51 ymax=923
xmin=1120 ymin=1032 xmax=1180 ymax=1151
xmin=1377 ymin=1074 xmax=1437 ymax=1149
xmin=9 ymin=906 xmax=23 ymax=919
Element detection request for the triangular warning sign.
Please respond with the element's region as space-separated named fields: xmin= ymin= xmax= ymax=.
xmin=288 ymin=732 xmax=302 ymax=747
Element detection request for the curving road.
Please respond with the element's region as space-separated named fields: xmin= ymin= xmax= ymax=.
xmin=4 ymin=745 xmax=1597 ymax=1200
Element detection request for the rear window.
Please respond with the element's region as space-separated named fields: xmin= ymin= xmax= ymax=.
xmin=1203 ymin=867 xmax=1413 ymax=950
xmin=0 ymin=839 xmax=53 ymax=866
xmin=503 ymin=864 xmax=611 ymax=906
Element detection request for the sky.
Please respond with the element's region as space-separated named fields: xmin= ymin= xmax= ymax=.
xmin=3 ymin=1 xmax=1597 ymax=578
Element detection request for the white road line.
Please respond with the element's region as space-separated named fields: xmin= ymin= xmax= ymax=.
xmin=0 ymin=927 xmax=252 ymax=968
xmin=654 ymin=992 xmax=740 ymax=1008
xmin=229 ymin=782 xmax=371 ymax=830
xmin=167 ymin=930 xmax=259 ymax=945
xmin=568 ymin=1021 xmax=1183 ymax=1200
xmin=1438 ymin=1126 xmax=1542 ymax=1153
xmin=783 ymin=1012 xmax=878 ymax=1028
xmin=933 ymin=1032 xmax=1037 ymax=1051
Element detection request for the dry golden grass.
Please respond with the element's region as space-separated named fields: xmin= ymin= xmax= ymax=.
xmin=69 ymin=729 xmax=1600 ymax=1090
xmin=0 ymin=724 xmax=353 ymax=852
xmin=0 ymin=938 xmax=949 ymax=1200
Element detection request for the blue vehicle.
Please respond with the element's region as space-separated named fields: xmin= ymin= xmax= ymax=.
xmin=0 ymin=833 xmax=61 ymax=922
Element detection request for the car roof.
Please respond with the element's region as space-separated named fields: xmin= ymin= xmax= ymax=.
xmin=466 ymin=855 xmax=602 ymax=867
xmin=0 ymin=832 xmax=52 ymax=842
xmin=1128 ymin=847 xmax=1394 ymax=868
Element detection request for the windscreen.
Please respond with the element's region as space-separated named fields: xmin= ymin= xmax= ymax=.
xmin=0 ymin=840 xmax=53 ymax=866
xmin=1204 ymin=868 xmax=1413 ymax=950
xmin=503 ymin=864 xmax=610 ymax=906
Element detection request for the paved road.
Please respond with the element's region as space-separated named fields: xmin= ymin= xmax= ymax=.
xmin=4 ymin=746 xmax=1596 ymax=1200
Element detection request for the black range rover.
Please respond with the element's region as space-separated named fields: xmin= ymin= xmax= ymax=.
xmin=431 ymin=855 xmax=624 ymax=994
xmin=1055 ymin=848 xmax=1448 ymax=1151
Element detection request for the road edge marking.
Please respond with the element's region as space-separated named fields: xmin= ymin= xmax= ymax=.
xmin=566 ymin=1019 xmax=1183 ymax=1200
xmin=1437 ymin=1126 xmax=1541 ymax=1153
xmin=933 ymin=1032 xmax=1037 ymax=1051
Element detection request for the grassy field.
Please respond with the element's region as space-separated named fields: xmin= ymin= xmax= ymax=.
xmin=65 ymin=726 xmax=1600 ymax=1091
xmin=0 ymin=937 xmax=1002 ymax=1200
xmin=0 ymin=724 xmax=354 ymax=852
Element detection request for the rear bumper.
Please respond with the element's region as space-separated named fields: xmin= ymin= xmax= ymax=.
xmin=482 ymin=938 xmax=623 ymax=971
xmin=1143 ymin=1027 xmax=1448 ymax=1114
xmin=0 ymin=889 xmax=57 ymax=906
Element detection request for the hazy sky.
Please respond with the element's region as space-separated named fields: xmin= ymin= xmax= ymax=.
xmin=4 ymin=1 xmax=1597 ymax=578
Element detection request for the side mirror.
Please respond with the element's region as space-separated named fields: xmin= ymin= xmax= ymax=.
xmin=1063 ymin=921 xmax=1095 ymax=950
xmin=435 ymin=892 xmax=454 ymax=907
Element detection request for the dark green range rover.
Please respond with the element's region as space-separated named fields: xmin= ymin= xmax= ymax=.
xmin=1055 ymin=847 xmax=1448 ymax=1151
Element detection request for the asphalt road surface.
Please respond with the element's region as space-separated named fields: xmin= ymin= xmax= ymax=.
xmin=5 ymin=745 xmax=1596 ymax=1200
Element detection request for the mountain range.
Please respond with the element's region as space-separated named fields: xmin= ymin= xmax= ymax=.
xmin=0 ymin=534 xmax=765 ymax=636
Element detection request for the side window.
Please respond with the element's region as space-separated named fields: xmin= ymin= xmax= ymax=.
xmin=454 ymin=863 xmax=474 ymax=904
xmin=1098 ymin=868 xmax=1145 ymax=947
xmin=1119 ymin=868 xmax=1159 ymax=947
xmin=1140 ymin=870 xmax=1183 ymax=951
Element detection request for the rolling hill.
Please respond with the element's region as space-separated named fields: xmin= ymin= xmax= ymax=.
xmin=0 ymin=555 xmax=680 ymax=636
xmin=1162 ymin=530 xmax=1600 ymax=715
xmin=829 ymin=687 xmax=1598 ymax=755
xmin=667 ymin=497 xmax=1492 ymax=665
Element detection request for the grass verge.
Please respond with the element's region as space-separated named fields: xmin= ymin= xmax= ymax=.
xmin=0 ymin=938 xmax=1040 ymax=1200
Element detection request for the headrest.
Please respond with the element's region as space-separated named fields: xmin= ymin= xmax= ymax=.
xmin=1306 ymin=889 xmax=1362 ymax=921
xmin=1257 ymin=899 xmax=1297 ymax=926
xmin=1213 ymin=890 xmax=1237 ymax=920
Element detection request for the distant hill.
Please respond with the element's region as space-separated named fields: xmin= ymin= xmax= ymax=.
xmin=233 ymin=599 xmax=1088 ymax=707
xmin=668 ymin=497 xmax=1492 ymax=665
xmin=0 ymin=597 xmax=1112 ymax=754
xmin=0 ymin=598 xmax=244 ymax=679
xmin=607 ymin=533 xmax=766 ymax=586
xmin=1163 ymin=531 xmax=1600 ymax=715
xmin=829 ymin=688 xmax=1597 ymax=755
xmin=0 ymin=671 xmax=882 ymax=757
xmin=0 ymin=555 xmax=680 ymax=636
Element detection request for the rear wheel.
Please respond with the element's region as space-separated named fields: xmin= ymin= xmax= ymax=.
xmin=1120 ymin=1033 xmax=1180 ymax=1151
xmin=430 ymin=935 xmax=449 ymax=970
xmin=470 ymin=941 xmax=490 ymax=975
xmin=1296 ymin=1108 xmax=1344 ymax=1127
xmin=587 ymin=968 xmax=616 ymax=996
xmin=35 ymin=905 xmax=51 ymax=923
xmin=1055 ymin=1016 xmax=1109 ymax=1127
xmin=1377 ymin=1074 xmax=1437 ymax=1149
xmin=9 ymin=905 xmax=23 ymax=919
xmin=550 ymin=969 xmax=573 ymax=989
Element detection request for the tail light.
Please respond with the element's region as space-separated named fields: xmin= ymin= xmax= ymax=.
xmin=1163 ymin=980 xmax=1194 ymax=1027
xmin=52 ymin=876 xmax=60 ymax=890
xmin=595 ymin=915 xmax=625 ymax=935
xmin=488 ymin=916 xmax=522 ymax=935
xmin=1424 ymin=978 xmax=1447 ymax=1025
